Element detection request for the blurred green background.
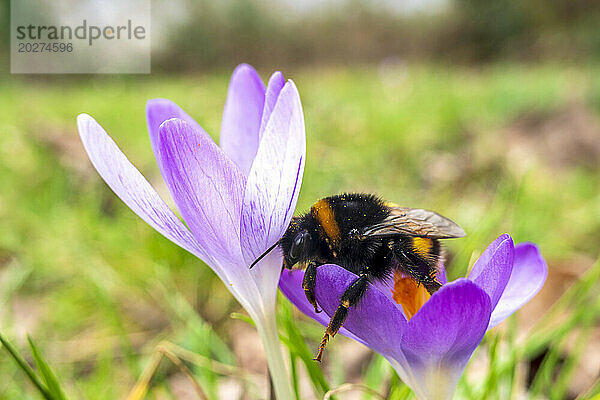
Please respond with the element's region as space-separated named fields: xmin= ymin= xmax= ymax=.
xmin=0 ymin=0 xmax=599 ymax=399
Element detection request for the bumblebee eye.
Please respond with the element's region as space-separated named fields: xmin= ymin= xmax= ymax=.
xmin=290 ymin=231 xmax=309 ymax=259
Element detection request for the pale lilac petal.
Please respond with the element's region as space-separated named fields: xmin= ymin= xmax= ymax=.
xmin=468 ymin=234 xmax=514 ymax=309
xmin=240 ymin=81 xmax=306 ymax=264
xmin=158 ymin=118 xmax=246 ymax=265
xmin=219 ymin=64 xmax=266 ymax=175
xmin=146 ymin=99 xmax=202 ymax=174
xmin=401 ymin=279 xmax=491 ymax=400
xmin=76 ymin=114 xmax=210 ymax=262
xmin=488 ymin=243 xmax=547 ymax=328
xmin=247 ymin=249 xmax=284 ymax=312
xmin=258 ymin=71 xmax=285 ymax=141
xmin=312 ymin=264 xmax=408 ymax=359
xmin=438 ymin=263 xmax=448 ymax=285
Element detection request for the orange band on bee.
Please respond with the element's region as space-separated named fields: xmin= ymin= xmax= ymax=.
xmin=311 ymin=199 xmax=341 ymax=245
xmin=392 ymin=271 xmax=431 ymax=320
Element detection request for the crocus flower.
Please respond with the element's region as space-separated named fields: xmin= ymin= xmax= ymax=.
xmin=77 ymin=64 xmax=305 ymax=400
xmin=279 ymin=234 xmax=547 ymax=400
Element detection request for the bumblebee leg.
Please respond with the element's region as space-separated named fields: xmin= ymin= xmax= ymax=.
xmin=422 ymin=276 xmax=441 ymax=294
xmin=393 ymin=244 xmax=442 ymax=295
xmin=314 ymin=273 xmax=369 ymax=362
xmin=303 ymin=261 xmax=321 ymax=314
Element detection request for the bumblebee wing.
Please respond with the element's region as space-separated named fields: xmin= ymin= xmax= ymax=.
xmin=362 ymin=207 xmax=466 ymax=239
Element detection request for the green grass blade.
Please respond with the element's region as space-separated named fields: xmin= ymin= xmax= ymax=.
xmin=289 ymin=353 xmax=301 ymax=400
xmin=481 ymin=333 xmax=500 ymax=399
xmin=147 ymin=263 xmax=237 ymax=399
xmin=230 ymin=312 xmax=256 ymax=327
xmin=0 ymin=332 xmax=54 ymax=400
xmin=27 ymin=336 xmax=67 ymax=400
xmin=504 ymin=314 xmax=518 ymax=400
xmin=278 ymin=301 xmax=330 ymax=397
xmin=387 ymin=371 xmax=412 ymax=400
xmin=524 ymin=259 xmax=600 ymax=357
xmin=362 ymin=354 xmax=390 ymax=399
xmin=552 ymin=326 xmax=592 ymax=400
xmin=578 ymin=377 xmax=600 ymax=400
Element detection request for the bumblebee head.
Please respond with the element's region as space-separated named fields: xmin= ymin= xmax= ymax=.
xmin=249 ymin=216 xmax=316 ymax=270
xmin=280 ymin=217 xmax=316 ymax=270
xmin=281 ymin=229 xmax=313 ymax=269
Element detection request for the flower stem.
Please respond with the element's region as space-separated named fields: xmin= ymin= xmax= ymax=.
xmin=256 ymin=316 xmax=294 ymax=400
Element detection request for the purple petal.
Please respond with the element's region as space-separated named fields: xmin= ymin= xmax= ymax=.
xmin=158 ymin=118 xmax=246 ymax=265
xmin=278 ymin=269 xmax=353 ymax=336
xmin=76 ymin=114 xmax=210 ymax=262
xmin=312 ymin=264 xmax=408 ymax=359
xmin=401 ymin=279 xmax=491 ymax=400
xmin=146 ymin=99 xmax=203 ymax=176
xmin=468 ymin=234 xmax=514 ymax=309
xmin=370 ymin=277 xmax=402 ymax=311
xmin=219 ymin=64 xmax=266 ymax=176
xmin=258 ymin=71 xmax=286 ymax=141
xmin=240 ymin=81 xmax=306 ymax=264
xmin=488 ymin=243 xmax=547 ymax=328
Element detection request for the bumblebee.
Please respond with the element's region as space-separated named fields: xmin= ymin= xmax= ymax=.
xmin=251 ymin=193 xmax=465 ymax=361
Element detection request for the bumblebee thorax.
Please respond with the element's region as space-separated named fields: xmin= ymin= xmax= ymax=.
xmin=311 ymin=198 xmax=342 ymax=250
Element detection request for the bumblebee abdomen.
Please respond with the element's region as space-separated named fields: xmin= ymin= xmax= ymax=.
xmin=391 ymin=236 xmax=443 ymax=284
xmin=410 ymin=237 xmax=440 ymax=260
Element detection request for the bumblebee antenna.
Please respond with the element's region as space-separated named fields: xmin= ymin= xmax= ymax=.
xmin=249 ymin=241 xmax=280 ymax=269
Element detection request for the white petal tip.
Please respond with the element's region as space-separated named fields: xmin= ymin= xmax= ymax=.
xmin=234 ymin=63 xmax=258 ymax=74
xmin=158 ymin=117 xmax=187 ymax=131
xmin=76 ymin=113 xmax=93 ymax=126
xmin=146 ymin=98 xmax=176 ymax=110
xmin=76 ymin=113 xmax=100 ymax=140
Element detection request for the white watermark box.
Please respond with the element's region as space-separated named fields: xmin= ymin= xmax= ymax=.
xmin=11 ymin=0 xmax=150 ymax=74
